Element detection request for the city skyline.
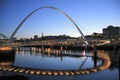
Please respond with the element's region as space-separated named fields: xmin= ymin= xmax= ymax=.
xmin=0 ymin=0 xmax=120 ymax=39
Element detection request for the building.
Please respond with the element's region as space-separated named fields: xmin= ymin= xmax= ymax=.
xmin=85 ymin=33 xmax=103 ymax=45
xmin=34 ymin=35 xmax=38 ymax=40
xmin=103 ymin=25 xmax=120 ymax=40
xmin=85 ymin=33 xmax=103 ymax=40
xmin=42 ymin=32 xmax=44 ymax=37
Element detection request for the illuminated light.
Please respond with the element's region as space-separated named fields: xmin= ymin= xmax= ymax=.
xmin=90 ymin=69 xmax=97 ymax=72
xmin=60 ymin=46 xmax=63 ymax=51
xmin=59 ymin=71 xmax=64 ymax=75
xmin=74 ymin=71 xmax=80 ymax=75
xmin=36 ymin=71 xmax=41 ymax=74
xmin=19 ymin=69 xmax=25 ymax=72
xmin=70 ymin=71 xmax=74 ymax=75
xmin=47 ymin=48 xmax=51 ymax=56
xmin=0 ymin=46 xmax=13 ymax=51
xmin=98 ymin=67 xmax=104 ymax=70
xmin=0 ymin=62 xmax=12 ymax=66
xmin=14 ymin=68 xmax=20 ymax=72
xmin=83 ymin=70 xmax=87 ymax=74
xmin=80 ymin=71 xmax=85 ymax=74
xmin=0 ymin=67 xmax=2 ymax=70
xmin=25 ymin=70 xmax=30 ymax=74
xmin=48 ymin=71 xmax=52 ymax=75
xmin=55 ymin=50 xmax=59 ymax=56
xmin=107 ymin=61 xmax=111 ymax=66
xmin=3 ymin=68 xmax=9 ymax=71
xmin=42 ymin=71 xmax=47 ymax=75
xmin=98 ymin=65 xmax=106 ymax=70
xmin=30 ymin=70 xmax=35 ymax=74
xmin=64 ymin=71 xmax=69 ymax=75
xmin=8 ymin=68 xmax=15 ymax=71
xmin=54 ymin=71 xmax=58 ymax=76
xmin=85 ymin=70 xmax=90 ymax=74
xmin=8 ymin=69 xmax=12 ymax=71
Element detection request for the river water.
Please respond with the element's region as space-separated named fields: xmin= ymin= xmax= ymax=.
xmin=0 ymin=47 xmax=119 ymax=80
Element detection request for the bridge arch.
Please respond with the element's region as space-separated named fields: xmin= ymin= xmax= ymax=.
xmin=0 ymin=33 xmax=8 ymax=39
xmin=8 ymin=6 xmax=88 ymax=44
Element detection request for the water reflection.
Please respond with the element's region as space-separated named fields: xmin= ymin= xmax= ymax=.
xmin=0 ymin=51 xmax=15 ymax=67
xmin=16 ymin=47 xmax=92 ymax=57
xmin=108 ymin=51 xmax=119 ymax=69
xmin=13 ymin=47 xmax=103 ymax=70
xmin=0 ymin=47 xmax=118 ymax=80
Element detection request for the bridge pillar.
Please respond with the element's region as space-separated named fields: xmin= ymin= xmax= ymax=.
xmin=65 ymin=46 xmax=67 ymax=50
xmin=94 ymin=45 xmax=97 ymax=67
xmin=60 ymin=46 xmax=63 ymax=52
xmin=41 ymin=46 xmax=45 ymax=54
xmin=38 ymin=47 xmax=41 ymax=53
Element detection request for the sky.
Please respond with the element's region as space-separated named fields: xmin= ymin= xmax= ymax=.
xmin=0 ymin=0 xmax=120 ymax=39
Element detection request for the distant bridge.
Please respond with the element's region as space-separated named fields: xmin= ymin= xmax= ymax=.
xmin=8 ymin=6 xmax=88 ymax=45
xmin=0 ymin=33 xmax=8 ymax=39
xmin=0 ymin=6 xmax=88 ymax=51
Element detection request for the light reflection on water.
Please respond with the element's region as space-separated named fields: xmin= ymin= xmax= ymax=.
xmin=13 ymin=47 xmax=102 ymax=70
xmin=0 ymin=47 xmax=119 ymax=80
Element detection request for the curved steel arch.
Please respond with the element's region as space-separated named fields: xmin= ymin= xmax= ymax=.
xmin=0 ymin=33 xmax=8 ymax=39
xmin=8 ymin=6 xmax=88 ymax=44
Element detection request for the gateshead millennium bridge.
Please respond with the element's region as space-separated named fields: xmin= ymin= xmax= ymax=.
xmin=0 ymin=6 xmax=113 ymax=78
xmin=7 ymin=6 xmax=88 ymax=45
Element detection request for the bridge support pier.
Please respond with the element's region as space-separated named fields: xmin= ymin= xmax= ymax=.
xmin=41 ymin=46 xmax=45 ymax=53
xmin=60 ymin=46 xmax=63 ymax=52
xmin=94 ymin=45 xmax=97 ymax=67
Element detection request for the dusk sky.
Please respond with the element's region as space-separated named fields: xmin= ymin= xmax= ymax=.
xmin=0 ymin=0 xmax=120 ymax=39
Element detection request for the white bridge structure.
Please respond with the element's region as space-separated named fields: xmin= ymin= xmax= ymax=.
xmin=0 ymin=6 xmax=89 ymax=50
xmin=8 ymin=6 xmax=88 ymax=44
